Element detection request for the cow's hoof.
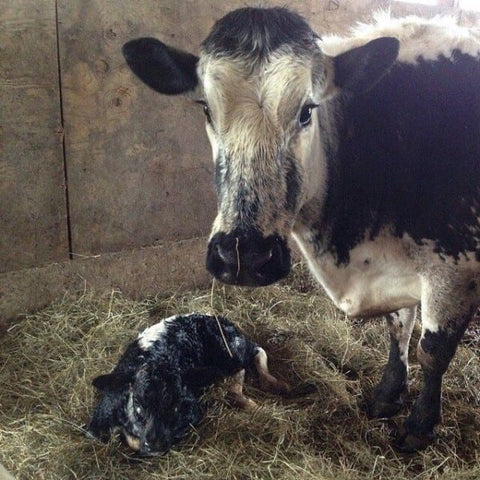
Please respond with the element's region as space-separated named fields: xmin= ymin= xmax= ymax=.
xmin=393 ymin=427 xmax=435 ymax=452
xmin=366 ymin=397 xmax=403 ymax=419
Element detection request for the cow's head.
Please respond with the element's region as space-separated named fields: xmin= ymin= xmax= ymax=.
xmin=123 ymin=7 xmax=399 ymax=286
xmin=87 ymin=365 xmax=202 ymax=455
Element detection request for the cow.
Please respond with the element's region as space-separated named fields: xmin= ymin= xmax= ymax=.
xmin=122 ymin=7 xmax=480 ymax=452
xmin=87 ymin=313 xmax=288 ymax=455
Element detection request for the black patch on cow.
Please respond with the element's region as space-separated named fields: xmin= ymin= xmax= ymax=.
xmin=420 ymin=311 xmax=473 ymax=373
xmin=285 ymin=155 xmax=301 ymax=212
xmin=234 ymin=183 xmax=260 ymax=226
xmin=334 ymin=37 xmax=399 ymax=93
xmin=319 ymin=50 xmax=480 ymax=264
xmin=399 ymin=311 xmax=473 ymax=448
xmin=202 ymin=7 xmax=318 ymax=60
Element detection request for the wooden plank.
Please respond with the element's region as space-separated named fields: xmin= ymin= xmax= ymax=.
xmin=57 ymin=0 xmax=222 ymax=256
xmin=0 ymin=0 xmax=68 ymax=273
xmin=390 ymin=0 xmax=455 ymax=16
xmin=0 ymin=237 xmax=211 ymax=326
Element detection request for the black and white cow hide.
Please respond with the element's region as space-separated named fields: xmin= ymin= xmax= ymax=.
xmin=87 ymin=313 xmax=288 ymax=455
xmin=122 ymin=8 xmax=480 ymax=452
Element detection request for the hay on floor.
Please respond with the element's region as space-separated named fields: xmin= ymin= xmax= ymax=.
xmin=1 ymin=264 xmax=480 ymax=480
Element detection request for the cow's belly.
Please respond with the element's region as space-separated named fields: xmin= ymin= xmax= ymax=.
xmin=291 ymin=230 xmax=422 ymax=317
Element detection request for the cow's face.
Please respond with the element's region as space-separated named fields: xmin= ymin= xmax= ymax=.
xmin=88 ymin=366 xmax=202 ymax=455
xmin=198 ymin=46 xmax=327 ymax=286
xmin=122 ymin=7 xmax=399 ymax=286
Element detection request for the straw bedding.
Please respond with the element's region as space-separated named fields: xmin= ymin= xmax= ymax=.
xmin=1 ymin=264 xmax=480 ymax=479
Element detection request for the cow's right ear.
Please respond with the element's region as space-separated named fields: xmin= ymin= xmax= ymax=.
xmin=122 ymin=37 xmax=199 ymax=95
xmin=92 ymin=373 xmax=130 ymax=392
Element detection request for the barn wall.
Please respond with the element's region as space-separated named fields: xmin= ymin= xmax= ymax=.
xmin=0 ymin=1 xmax=68 ymax=273
xmin=1 ymin=0 xmax=478 ymax=324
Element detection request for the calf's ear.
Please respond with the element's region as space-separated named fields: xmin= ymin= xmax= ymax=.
xmin=333 ymin=37 xmax=399 ymax=93
xmin=92 ymin=373 xmax=129 ymax=392
xmin=122 ymin=37 xmax=199 ymax=95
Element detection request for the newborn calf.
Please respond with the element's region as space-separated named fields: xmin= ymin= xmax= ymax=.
xmin=87 ymin=313 xmax=288 ymax=455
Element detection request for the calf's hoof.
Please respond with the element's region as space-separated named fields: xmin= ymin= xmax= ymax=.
xmin=366 ymin=397 xmax=403 ymax=419
xmin=259 ymin=375 xmax=291 ymax=395
xmin=226 ymin=392 xmax=258 ymax=410
xmin=393 ymin=426 xmax=435 ymax=453
xmin=271 ymin=378 xmax=291 ymax=395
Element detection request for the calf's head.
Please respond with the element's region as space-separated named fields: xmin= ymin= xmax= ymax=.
xmin=123 ymin=7 xmax=399 ymax=286
xmin=88 ymin=365 xmax=202 ymax=455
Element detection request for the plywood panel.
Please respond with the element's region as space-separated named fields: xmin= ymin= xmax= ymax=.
xmin=0 ymin=237 xmax=211 ymax=326
xmin=0 ymin=0 xmax=68 ymax=273
xmin=58 ymin=0 xmax=222 ymax=256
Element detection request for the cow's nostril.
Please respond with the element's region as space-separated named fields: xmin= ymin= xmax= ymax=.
xmin=206 ymin=231 xmax=291 ymax=286
xmin=215 ymin=242 xmax=231 ymax=265
xmin=249 ymin=249 xmax=273 ymax=269
xmin=214 ymin=242 xmax=272 ymax=271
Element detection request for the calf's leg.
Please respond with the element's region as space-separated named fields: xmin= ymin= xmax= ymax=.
xmin=227 ymin=347 xmax=289 ymax=409
xmin=227 ymin=369 xmax=258 ymax=409
xmin=254 ymin=347 xmax=290 ymax=394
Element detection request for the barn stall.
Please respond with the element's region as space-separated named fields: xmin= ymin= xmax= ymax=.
xmin=1 ymin=1 xmax=480 ymax=478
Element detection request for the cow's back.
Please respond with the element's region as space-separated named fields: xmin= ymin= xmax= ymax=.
xmin=320 ymin=16 xmax=480 ymax=264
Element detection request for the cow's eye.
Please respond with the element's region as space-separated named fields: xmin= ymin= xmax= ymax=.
xmin=197 ymin=101 xmax=212 ymax=124
xmin=299 ymin=104 xmax=318 ymax=128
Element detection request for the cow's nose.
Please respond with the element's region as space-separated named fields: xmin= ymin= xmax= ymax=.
xmin=214 ymin=242 xmax=273 ymax=272
xmin=206 ymin=230 xmax=291 ymax=286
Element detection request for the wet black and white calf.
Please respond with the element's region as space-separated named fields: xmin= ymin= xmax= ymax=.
xmin=122 ymin=8 xmax=480 ymax=451
xmin=87 ymin=313 xmax=288 ymax=456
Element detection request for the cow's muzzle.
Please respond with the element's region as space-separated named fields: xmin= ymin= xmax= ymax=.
xmin=206 ymin=229 xmax=291 ymax=286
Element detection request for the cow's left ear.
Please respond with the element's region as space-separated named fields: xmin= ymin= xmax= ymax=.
xmin=332 ymin=37 xmax=399 ymax=93
xmin=92 ymin=373 xmax=130 ymax=392
xmin=122 ymin=37 xmax=199 ymax=95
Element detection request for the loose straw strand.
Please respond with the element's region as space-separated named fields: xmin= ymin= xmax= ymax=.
xmin=210 ymin=278 xmax=234 ymax=358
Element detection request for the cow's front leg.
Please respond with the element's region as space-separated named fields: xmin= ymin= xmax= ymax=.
xmin=395 ymin=278 xmax=477 ymax=452
xmin=368 ymin=306 xmax=417 ymax=418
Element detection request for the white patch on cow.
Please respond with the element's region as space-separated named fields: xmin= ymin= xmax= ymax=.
xmin=292 ymin=227 xmax=422 ymax=317
xmin=137 ymin=315 xmax=177 ymax=350
xmin=198 ymin=48 xmax=327 ymax=237
xmin=417 ymin=248 xmax=480 ymax=334
xmin=419 ymin=279 xmax=440 ymax=335
xmin=391 ymin=307 xmax=417 ymax=368
xmin=321 ymin=13 xmax=480 ymax=65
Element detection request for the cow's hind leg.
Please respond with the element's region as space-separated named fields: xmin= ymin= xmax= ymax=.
xmin=368 ymin=307 xmax=417 ymax=418
xmin=395 ymin=277 xmax=477 ymax=452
